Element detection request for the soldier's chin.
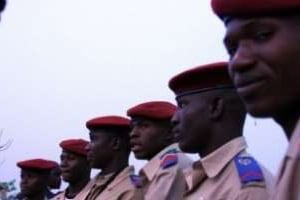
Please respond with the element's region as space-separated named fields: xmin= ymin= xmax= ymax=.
xmin=21 ymin=190 xmax=32 ymax=197
xmin=179 ymin=141 xmax=197 ymax=154
xmin=62 ymin=175 xmax=72 ymax=183
xmin=133 ymin=151 xmax=147 ymax=160
xmin=245 ymin=101 xmax=275 ymax=118
xmin=90 ymin=160 xmax=102 ymax=169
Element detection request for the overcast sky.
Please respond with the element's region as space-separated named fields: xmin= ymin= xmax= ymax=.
xmin=0 ymin=0 xmax=287 ymax=191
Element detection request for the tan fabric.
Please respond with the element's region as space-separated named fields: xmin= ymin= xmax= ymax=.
xmin=140 ymin=143 xmax=193 ymax=200
xmin=184 ymin=137 xmax=274 ymax=200
xmin=271 ymin=119 xmax=300 ymax=200
xmin=51 ymin=181 xmax=94 ymax=200
xmin=84 ymin=166 xmax=142 ymax=200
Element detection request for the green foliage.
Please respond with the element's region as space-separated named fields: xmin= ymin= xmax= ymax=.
xmin=0 ymin=130 xmax=12 ymax=151
xmin=0 ymin=180 xmax=16 ymax=192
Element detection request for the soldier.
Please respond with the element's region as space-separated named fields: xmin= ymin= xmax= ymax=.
xmin=127 ymin=101 xmax=193 ymax=200
xmin=17 ymin=163 xmax=61 ymax=199
xmin=17 ymin=158 xmax=58 ymax=200
xmin=17 ymin=162 xmax=61 ymax=200
xmin=169 ymin=62 xmax=274 ymax=199
xmin=210 ymin=1 xmax=300 ymax=199
xmin=85 ymin=115 xmax=142 ymax=200
xmin=51 ymin=139 xmax=92 ymax=200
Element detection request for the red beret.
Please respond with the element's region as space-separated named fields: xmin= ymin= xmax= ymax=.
xmin=169 ymin=62 xmax=233 ymax=98
xmin=17 ymin=159 xmax=58 ymax=171
xmin=211 ymin=0 xmax=300 ymax=20
xmin=127 ymin=101 xmax=176 ymax=120
xmin=86 ymin=115 xmax=130 ymax=130
xmin=60 ymin=139 xmax=89 ymax=156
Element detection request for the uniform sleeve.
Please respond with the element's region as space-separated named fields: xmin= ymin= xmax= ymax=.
xmin=234 ymin=187 xmax=270 ymax=200
xmin=145 ymin=167 xmax=186 ymax=200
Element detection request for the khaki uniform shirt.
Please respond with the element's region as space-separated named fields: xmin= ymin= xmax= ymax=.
xmin=184 ymin=137 xmax=274 ymax=200
xmin=50 ymin=181 xmax=94 ymax=200
xmin=85 ymin=166 xmax=142 ymax=200
xmin=140 ymin=143 xmax=193 ymax=200
xmin=271 ymin=119 xmax=300 ymax=200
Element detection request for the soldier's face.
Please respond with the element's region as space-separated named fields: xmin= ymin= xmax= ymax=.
xmin=20 ymin=170 xmax=48 ymax=197
xmin=60 ymin=150 xmax=90 ymax=183
xmin=224 ymin=15 xmax=300 ymax=118
xmin=87 ymin=131 xmax=113 ymax=169
xmin=130 ymin=119 xmax=169 ymax=160
xmin=172 ymin=93 xmax=212 ymax=154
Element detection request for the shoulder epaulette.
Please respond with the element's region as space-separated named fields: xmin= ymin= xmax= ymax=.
xmin=234 ymin=155 xmax=265 ymax=187
xmin=129 ymin=174 xmax=143 ymax=188
xmin=159 ymin=148 xmax=179 ymax=159
xmin=160 ymin=149 xmax=178 ymax=169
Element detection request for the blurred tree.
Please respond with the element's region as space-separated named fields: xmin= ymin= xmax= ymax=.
xmin=0 ymin=180 xmax=17 ymax=200
xmin=0 ymin=130 xmax=12 ymax=152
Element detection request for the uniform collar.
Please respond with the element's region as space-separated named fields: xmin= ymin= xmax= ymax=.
xmin=95 ymin=166 xmax=132 ymax=185
xmin=286 ymin=117 xmax=300 ymax=158
xmin=95 ymin=171 xmax=115 ymax=186
xmin=106 ymin=166 xmax=134 ymax=189
xmin=141 ymin=143 xmax=180 ymax=180
xmin=201 ymin=136 xmax=247 ymax=178
xmin=184 ymin=160 xmax=205 ymax=191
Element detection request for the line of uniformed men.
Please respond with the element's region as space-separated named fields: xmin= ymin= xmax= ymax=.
xmin=16 ymin=63 xmax=275 ymax=200
xmin=6 ymin=0 xmax=300 ymax=199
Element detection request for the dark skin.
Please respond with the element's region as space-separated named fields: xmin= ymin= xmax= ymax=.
xmin=60 ymin=150 xmax=91 ymax=198
xmin=48 ymin=165 xmax=62 ymax=189
xmin=20 ymin=169 xmax=50 ymax=200
xmin=172 ymin=89 xmax=246 ymax=157
xmin=130 ymin=118 xmax=173 ymax=160
xmin=224 ymin=15 xmax=300 ymax=139
xmin=86 ymin=128 xmax=130 ymax=175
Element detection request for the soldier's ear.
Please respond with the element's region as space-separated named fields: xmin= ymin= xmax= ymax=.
xmin=165 ymin=128 xmax=174 ymax=143
xmin=209 ymin=97 xmax=224 ymax=120
xmin=110 ymin=137 xmax=121 ymax=150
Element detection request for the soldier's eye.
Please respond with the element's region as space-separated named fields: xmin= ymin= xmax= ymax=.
xmin=178 ymin=101 xmax=187 ymax=108
xmin=227 ymin=45 xmax=238 ymax=60
xmin=224 ymin=39 xmax=238 ymax=60
xmin=139 ymin=122 xmax=149 ymax=129
xmin=253 ymin=30 xmax=273 ymax=42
